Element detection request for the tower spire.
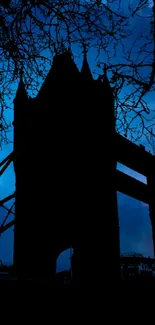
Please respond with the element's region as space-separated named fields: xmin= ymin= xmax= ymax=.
xmin=60 ymin=37 xmax=66 ymax=54
xmin=13 ymin=70 xmax=28 ymax=104
xmin=81 ymin=43 xmax=93 ymax=80
xmin=104 ymin=63 xmax=107 ymax=77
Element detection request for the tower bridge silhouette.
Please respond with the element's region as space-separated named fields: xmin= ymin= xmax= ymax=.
xmin=0 ymin=47 xmax=154 ymax=286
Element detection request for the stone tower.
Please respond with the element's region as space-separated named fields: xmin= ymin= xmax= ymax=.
xmin=13 ymin=48 xmax=120 ymax=285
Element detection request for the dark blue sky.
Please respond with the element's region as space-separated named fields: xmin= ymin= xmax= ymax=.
xmin=0 ymin=0 xmax=154 ymax=272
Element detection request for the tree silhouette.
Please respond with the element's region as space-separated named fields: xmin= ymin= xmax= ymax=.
xmin=0 ymin=0 xmax=155 ymax=147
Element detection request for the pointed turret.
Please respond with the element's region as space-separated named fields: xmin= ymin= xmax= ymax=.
xmin=102 ymin=64 xmax=113 ymax=93
xmin=13 ymin=72 xmax=28 ymax=104
xmin=81 ymin=48 xmax=93 ymax=80
xmin=102 ymin=64 xmax=112 ymax=90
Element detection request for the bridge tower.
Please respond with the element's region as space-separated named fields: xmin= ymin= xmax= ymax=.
xmin=13 ymin=47 xmax=121 ymax=285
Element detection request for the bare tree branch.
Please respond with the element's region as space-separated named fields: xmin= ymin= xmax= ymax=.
xmin=0 ymin=0 xmax=155 ymax=150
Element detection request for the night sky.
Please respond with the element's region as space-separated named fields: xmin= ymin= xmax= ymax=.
xmin=0 ymin=0 xmax=154 ymax=272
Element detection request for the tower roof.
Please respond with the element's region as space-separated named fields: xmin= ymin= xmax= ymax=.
xmin=52 ymin=49 xmax=80 ymax=78
xmin=37 ymin=49 xmax=80 ymax=97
